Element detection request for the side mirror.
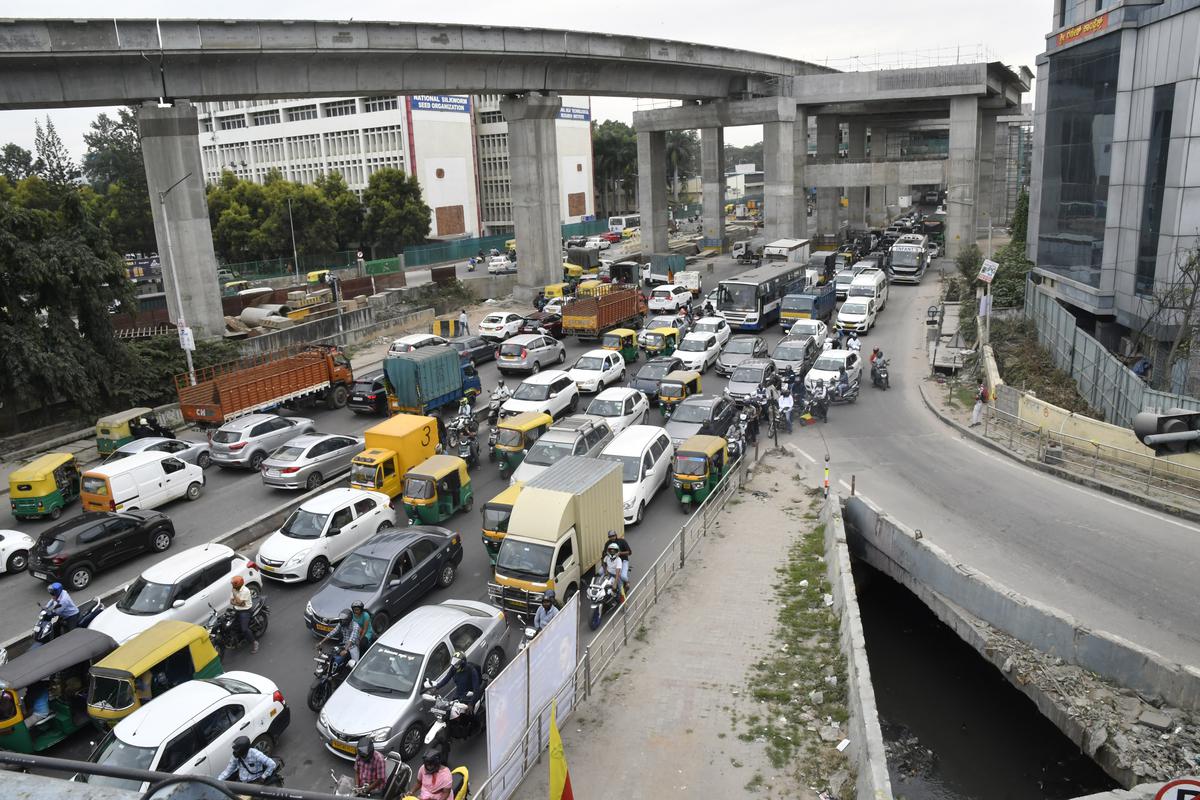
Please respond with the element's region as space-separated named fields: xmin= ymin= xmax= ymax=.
xmin=172 ymin=599 xmax=185 ymax=609
xmin=389 ymin=578 xmax=403 ymax=587
xmin=327 ymin=527 xmax=341 ymax=536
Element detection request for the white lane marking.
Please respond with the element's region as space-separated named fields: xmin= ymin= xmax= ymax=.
xmin=838 ymin=479 xmax=852 ymax=491
xmin=796 ymin=447 xmax=817 ymax=463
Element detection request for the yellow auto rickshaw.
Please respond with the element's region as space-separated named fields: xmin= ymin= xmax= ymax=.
xmin=641 ymin=327 xmax=679 ymax=358
xmin=491 ymin=411 xmax=553 ymax=479
xmin=576 ymin=279 xmax=603 ymax=297
xmin=673 ymin=435 xmax=731 ymax=513
xmin=307 ymin=269 xmax=331 ymax=286
xmin=0 ymin=628 xmax=118 ymax=753
xmin=87 ymin=621 xmax=222 ymax=726
xmin=544 ymin=282 xmax=571 ymax=302
xmin=659 ymin=370 xmax=702 ymax=420
xmin=402 ymin=454 xmax=473 ymax=525
xmin=601 ymin=328 xmax=640 ymax=364
xmin=95 ymin=408 xmax=155 ymax=455
xmin=481 ymin=483 xmax=525 ymax=564
xmin=9 ymin=452 xmax=81 ymax=520
xmin=563 ymin=264 xmax=584 ymax=286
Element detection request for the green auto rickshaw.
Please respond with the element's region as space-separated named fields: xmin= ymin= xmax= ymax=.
xmin=673 ymin=435 xmax=731 ymax=513
xmin=95 ymin=408 xmax=156 ymax=455
xmin=658 ymin=370 xmax=702 ymax=420
xmin=403 ymin=455 xmax=474 ymax=524
xmin=601 ymin=328 xmax=640 ymax=364
xmin=9 ymin=452 xmax=81 ymax=520
xmin=641 ymin=328 xmax=679 ymax=358
xmin=492 ymin=411 xmax=552 ymax=479
xmin=0 ymin=628 xmax=118 ymax=752
xmin=481 ymin=483 xmax=525 ymax=564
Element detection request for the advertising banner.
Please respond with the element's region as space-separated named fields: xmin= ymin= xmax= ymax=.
xmin=410 ymin=95 xmax=470 ymax=113
xmin=485 ymin=647 xmax=529 ymax=800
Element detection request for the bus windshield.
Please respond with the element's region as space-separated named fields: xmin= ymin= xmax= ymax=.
xmin=891 ymin=248 xmax=923 ymax=267
xmin=718 ymin=283 xmax=758 ymax=311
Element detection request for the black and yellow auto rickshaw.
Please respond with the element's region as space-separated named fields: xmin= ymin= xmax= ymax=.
xmin=402 ymin=454 xmax=474 ymax=524
xmin=95 ymin=408 xmax=156 ymax=455
xmin=87 ymin=621 xmax=222 ymax=726
xmin=658 ymin=370 xmax=702 ymax=420
xmin=492 ymin=411 xmax=552 ymax=479
xmin=480 ymin=483 xmax=524 ymax=564
xmin=641 ymin=327 xmax=679 ymax=358
xmin=544 ymin=282 xmax=571 ymax=304
xmin=601 ymin=328 xmax=640 ymax=364
xmin=0 ymin=628 xmax=118 ymax=753
xmin=562 ymin=264 xmax=584 ymax=287
xmin=9 ymin=452 xmax=81 ymax=520
xmin=672 ymin=435 xmax=731 ymax=513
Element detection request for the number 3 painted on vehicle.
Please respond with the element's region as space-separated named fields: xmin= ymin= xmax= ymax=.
xmin=422 ymin=425 xmax=432 ymax=446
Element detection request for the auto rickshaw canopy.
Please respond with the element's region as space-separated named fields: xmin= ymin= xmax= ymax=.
xmin=0 ymin=629 xmax=117 ymax=691
xmin=88 ymin=621 xmax=216 ymax=682
xmin=9 ymin=453 xmax=78 ymax=494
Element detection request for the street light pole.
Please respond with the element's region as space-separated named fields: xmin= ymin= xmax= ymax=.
xmin=158 ymin=172 xmax=197 ymax=386
xmin=287 ymin=196 xmax=300 ymax=284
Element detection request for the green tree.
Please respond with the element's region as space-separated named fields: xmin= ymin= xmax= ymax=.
xmin=591 ymin=120 xmax=637 ymax=218
xmin=315 ymin=172 xmax=363 ymax=251
xmin=724 ymin=141 xmax=764 ymax=171
xmin=664 ymin=129 xmax=699 ymax=203
xmin=33 ymin=118 xmax=80 ymax=187
xmin=0 ymin=144 xmax=35 ymax=183
xmin=362 ymin=168 xmax=431 ymax=256
xmin=956 ymin=243 xmax=983 ymax=284
xmin=1009 ymin=189 xmax=1029 ymax=246
xmin=82 ymin=107 xmax=155 ymax=255
xmin=207 ymin=171 xmax=273 ymax=262
xmin=262 ymin=176 xmax=337 ymax=260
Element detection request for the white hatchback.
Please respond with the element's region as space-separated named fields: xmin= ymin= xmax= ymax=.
xmin=598 ymin=426 xmax=674 ymax=525
xmin=691 ymin=316 xmax=731 ymax=348
xmin=805 ymin=349 xmax=864 ymax=393
xmin=567 ymin=349 xmax=626 ymax=394
xmin=675 ymin=333 xmax=721 ymax=373
xmin=257 ymin=488 xmax=396 ymax=583
xmin=478 ymin=312 xmax=524 ymax=342
xmin=585 ymin=388 xmax=649 ymax=436
xmin=89 ymin=544 xmax=262 ymax=644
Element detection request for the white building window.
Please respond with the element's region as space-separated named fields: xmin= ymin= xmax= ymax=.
xmin=251 ymin=110 xmax=281 ymax=126
xmin=322 ymin=100 xmax=357 ymax=118
xmin=286 ymin=105 xmax=318 ymax=122
xmin=218 ymin=115 xmax=247 ymax=130
xmin=363 ymin=96 xmax=400 ymax=113
xmin=478 ymin=110 xmax=504 ymax=124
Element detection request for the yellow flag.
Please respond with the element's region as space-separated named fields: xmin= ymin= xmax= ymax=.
xmin=549 ymin=699 xmax=574 ymax=800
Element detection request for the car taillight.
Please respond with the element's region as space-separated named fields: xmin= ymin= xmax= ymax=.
xmin=228 ymin=442 xmax=247 ymax=451
xmin=246 ymin=561 xmax=258 ymax=571
xmin=51 ymin=556 xmax=65 ymax=565
xmin=281 ymin=467 xmax=300 ymax=474
xmin=521 ymin=348 xmax=528 ymax=359
xmin=273 ymin=690 xmax=284 ymax=703
xmin=367 ymin=394 xmax=377 ymax=400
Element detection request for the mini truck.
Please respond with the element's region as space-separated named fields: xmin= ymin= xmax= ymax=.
xmin=350 ymin=414 xmax=440 ymax=499
xmin=562 ymin=284 xmax=647 ymax=340
xmin=383 ymin=345 xmax=481 ymax=415
xmin=488 ymin=456 xmax=623 ymax=616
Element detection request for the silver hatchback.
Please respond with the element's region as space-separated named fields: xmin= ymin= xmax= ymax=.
xmin=210 ymin=413 xmax=316 ymax=471
xmin=260 ymin=433 xmax=365 ymax=490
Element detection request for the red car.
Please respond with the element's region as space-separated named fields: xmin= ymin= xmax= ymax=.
xmin=600 ymin=231 xmax=622 ymax=244
xmin=519 ymin=312 xmax=565 ymax=339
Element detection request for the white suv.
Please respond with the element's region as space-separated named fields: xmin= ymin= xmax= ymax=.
xmin=648 ymin=284 xmax=691 ymax=313
xmin=500 ymin=371 xmax=580 ymax=421
xmin=599 ymin=426 xmax=673 ymax=525
xmin=257 ymin=488 xmax=396 ymax=582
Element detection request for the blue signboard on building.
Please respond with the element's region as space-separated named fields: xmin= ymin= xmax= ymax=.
xmin=558 ymin=107 xmax=591 ymax=121
xmin=410 ymin=95 xmax=471 ymax=113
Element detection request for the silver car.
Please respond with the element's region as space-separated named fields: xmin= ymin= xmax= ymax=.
xmin=105 ymin=437 xmax=213 ymax=470
xmin=496 ymin=334 xmax=566 ymax=375
xmin=260 ymin=433 xmax=364 ymax=490
xmin=317 ymin=599 xmax=507 ymax=761
xmin=209 ymin=413 xmax=316 ymax=471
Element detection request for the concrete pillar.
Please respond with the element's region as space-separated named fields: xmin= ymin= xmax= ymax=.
xmin=947 ymin=95 xmax=981 ymax=258
xmin=700 ymin=127 xmax=726 ymax=251
xmin=978 ymin=113 xmax=999 ymax=234
xmin=869 ymin=126 xmax=889 ymax=227
xmin=816 ymin=116 xmax=840 ymax=238
xmin=793 ymin=107 xmax=809 ymax=238
xmin=847 ymin=122 xmax=867 ymax=231
xmin=138 ymin=101 xmax=225 ymax=340
xmin=763 ymin=117 xmax=797 ymax=241
xmin=636 ymin=130 xmax=670 ymax=254
xmin=499 ymin=94 xmax=562 ymax=298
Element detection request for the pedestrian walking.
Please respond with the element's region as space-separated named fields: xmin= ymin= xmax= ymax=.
xmin=970 ymin=382 xmax=987 ymax=427
xmin=458 ymin=309 xmax=470 ymax=336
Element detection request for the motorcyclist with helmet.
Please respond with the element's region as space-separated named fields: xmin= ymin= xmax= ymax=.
xmin=602 ymin=542 xmax=628 ymax=598
xmin=354 ymin=737 xmax=387 ymax=797
xmin=413 ymin=750 xmax=454 ymax=800
xmin=317 ymin=609 xmax=361 ymax=668
xmin=45 ymin=583 xmax=80 ymax=632
xmin=218 ymin=735 xmax=279 ymax=784
xmin=431 ymin=651 xmax=483 ymax=724
xmin=533 ymin=590 xmax=559 ymax=632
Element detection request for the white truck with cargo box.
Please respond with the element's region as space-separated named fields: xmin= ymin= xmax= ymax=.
xmin=488 ymin=456 xmax=623 ymax=617
xmin=762 ymin=238 xmax=811 ymax=264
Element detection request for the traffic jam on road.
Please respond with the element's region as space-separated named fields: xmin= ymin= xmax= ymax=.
xmin=0 ymin=216 xmax=934 ymax=793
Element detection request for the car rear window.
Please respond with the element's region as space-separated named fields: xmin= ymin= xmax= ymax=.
xmin=499 ymin=342 xmax=525 ymax=357
xmin=42 ymin=537 xmax=65 ymax=555
xmin=212 ymin=430 xmax=242 ymax=444
xmin=82 ymin=476 xmax=108 ymax=495
xmin=270 ymin=446 xmax=305 ymax=463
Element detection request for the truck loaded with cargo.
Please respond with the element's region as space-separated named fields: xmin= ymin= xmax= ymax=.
xmin=488 ymin=456 xmax=623 ymax=617
xmin=383 ymin=345 xmax=482 ymax=416
xmin=762 ymin=238 xmax=811 ymax=264
xmin=561 ymin=284 xmax=647 ymax=339
xmin=349 ymin=414 xmax=440 ymax=499
xmin=175 ymin=345 xmax=354 ymax=427
xmin=644 ymin=252 xmax=685 ymax=287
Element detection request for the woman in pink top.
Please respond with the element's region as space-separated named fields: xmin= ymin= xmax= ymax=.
xmin=414 ymin=750 xmax=454 ymax=800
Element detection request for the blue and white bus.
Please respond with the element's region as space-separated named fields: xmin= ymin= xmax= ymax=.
xmin=608 ymin=213 xmax=641 ymax=234
xmin=716 ymin=262 xmax=810 ymax=330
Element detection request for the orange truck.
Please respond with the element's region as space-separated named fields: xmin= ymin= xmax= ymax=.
xmin=562 ymin=284 xmax=647 ymax=339
xmin=175 ymin=345 xmax=355 ymax=426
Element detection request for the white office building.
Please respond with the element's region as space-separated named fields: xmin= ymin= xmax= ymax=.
xmin=197 ymin=94 xmax=596 ymax=240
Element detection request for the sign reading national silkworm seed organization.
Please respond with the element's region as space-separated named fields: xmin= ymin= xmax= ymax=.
xmin=1057 ymin=13 xmax=1108 ymax=47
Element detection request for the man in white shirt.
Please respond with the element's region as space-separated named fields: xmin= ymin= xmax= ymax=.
xmin=230 ymin=576 xmax=258 ymax=654
xmin=602 ymin=543 xmax=627 ymax=599
xmin=778 ymin=389 xmax=795 ymax=434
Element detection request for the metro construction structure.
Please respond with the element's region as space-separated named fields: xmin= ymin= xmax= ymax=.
xmin=0 ymin=18 xmax=1029 ymax=336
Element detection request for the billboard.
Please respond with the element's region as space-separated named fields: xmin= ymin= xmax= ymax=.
xmin=410 ymin=95 xmax=470 ymax=113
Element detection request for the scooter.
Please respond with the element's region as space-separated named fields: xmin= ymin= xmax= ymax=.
xmin=727 ymin=416 xmax=748 ymax=461
xmin=518 ymin=623 xmax=538 ymax=652
xmin=486 ymin=387 xmax=511 ymax=429
xmin=827 ymin=378 xmax=860 ymax=405
xmin=205 ymin=596 xmax=269 ymax=658
xmin=308 ymin=645 xmax=354 ymax=711
xmin=396 ymin=766 xmax=469 ymax=800
xmin=587 ymin=573 xmax=621 ymax=630
xmin=446 ymin=419 xmax=480 ymax=468
xmin=29 ymin=597 xmax=106 ymax=648
xmin=421 ymin=678 xmax=490 ymax=751
xmin=467 ymin=257 xmax=477 ymax=273
xmin=871 ymin=358 xmax=890 ymax=390
xmin=804 ymin=392 xmax=829 ymax=423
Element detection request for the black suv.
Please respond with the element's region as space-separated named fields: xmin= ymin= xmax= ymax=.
xmin=629 ymin=356 xmax=684 ymax=405
xmin=348 ymin=369 xmax=388 ymax=415
xmin=28 ymin=511 xmax=175 ymax=590
xmin=663 ymin=394 xmax=736 ymax=449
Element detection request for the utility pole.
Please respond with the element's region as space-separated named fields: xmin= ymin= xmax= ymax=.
xmin=159 ymin=172 xmax=197 ymax=386
xmin=288 ymin=196 xmax=300 ymax=284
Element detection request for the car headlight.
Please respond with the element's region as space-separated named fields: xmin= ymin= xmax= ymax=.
xmin=368 ymin=726 xmax=392 ymax=743
xmin=305 ymin=601 xmax=314 ymax=616
xmin=623 ymin=499 xmax=634 ymax=510
xmin=285 ymin=549 xmax=311 ymax=568
xmin=318 ymin=708 xmax=330 ymax=728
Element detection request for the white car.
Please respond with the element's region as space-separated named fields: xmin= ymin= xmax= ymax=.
xmin=805 ymin=349 xmax=864 ymax=393
xmin=787 ymin=318 xmax=828 ymax=344
xmin=487 ymin=256 xmax=513 ymax=274
xmin=86 ymin=672 xmax=289 ymax=793
xmin=89 ymin=544 xmax=262 ymax=644
xmin=388 ymin=334 xmax=447 ymax=355
xmin=836 ymin=297 xmax=877 ymax=334
xmin=0 ymin=530 xmax=33 ymax=573
xmin=675 ymin=332 xmax=721 ymax=373
xmin=638 ymin=315 xmax=690 ymax=346
xmin=691 ymin=316 xmax=731 ymax=348
xmin=585 ymin=387 xmax=649 ymax=436
xmin=257 ymin=487 xmax=396 ymax=583
xmin=585 ymin=237 xmax=611 ymax=250
xmin=500 ymin=371 xmax=580 ymax=420
xmin=543 ymin=297 xmax=567 ymax=316
xmin=648 ymin=284 xmax=691 ymax=313
xmin=599 ymin=426 xmax=673 ymax=525
xmin=567 ymin=349 xmax=626 ymax=393
xmin=478 ymin=312 xmax=524 ymax=342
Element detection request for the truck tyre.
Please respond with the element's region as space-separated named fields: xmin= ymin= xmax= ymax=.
xmin=326 ymin=385 xmax=349 ymax=410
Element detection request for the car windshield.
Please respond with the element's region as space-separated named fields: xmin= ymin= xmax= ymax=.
xmin=280 ymin=508 xmax=328 ymax=539
xmin=678 ymin=338 xmax=708 ymax=352
xmin=330 ymin=553 xmax=389 ymax=590
xmin=730 ymin=365 xmax=765 ymax=384
xmin=841 ymin=303 xmax=868 ymax=315
xmin=774 ymin=342 xmax=808 ymax=360
xmin=892 ymin=248 xmax=922 ymax=266
xmin=574 ymin=356 xmax=605 ymax=371
xmin=87 ymin=676 xmax=135 ymax=713
xmin=496 ymin=538 xmax=553 ymax=580
xmin=524 ymin=440 xmax=575 ymax=467
xmin=117 ymin=577 xmax=175 ymax=615
xmin=404 ymin=477 xmax=435 ymax=499
xmin=636 ymin=362 xmax=674 ymax=380
xmin=269 ymin=446 xmax=305 ymax=463
xmin=85 ymin=732 xmax=155 ymax=790
xmin=481 ymin=505 xmax=512 ymax=532
xmin=352 ymin=379 xmax=377 ymax=391
xmin=105 ymin=451 xmax=135 ymax=462
xmin=599 ymin=453 xmax=641 ymax=483
xmin=587 ymin=398 xmax=623 ymax=417
xmin=694 ymin=321 xmax=719 ymax=333
xmin=347 ymin=644 xmax=422 ymax=696
xmin=647 ymin=317 xmax=674 ymax=329
xmin=512 ymin=383 xmax=550 ymax=401
xmin=718 ymin=283 xmax=756 ymax=311
xmin=813 ymin=356 xmax=847 ymax=372
xmin=670 ymin=403 xmax=711 ymax=424
xmin=349 ymin=462 xmax=379 ymax=487
xmin=725 ymin=339 xmax=756 ymax=355
xmin=450 ymin=342 xmax=468 ymax=353
xmin=497 ymin=427 xmax=526 ymax=448
xmin=791 ymin=321 xmax=821 ymax=337
xmin=782 ymin=296 xmax=814 ymax=312
xmin=848 ymin=286 xmax=875 ymax=298
xmin=835 ymin=273 xmax=855 ymax=286
xmin=81 ymin=475 xmax=108 ymax=495
xmin=674 ymin=454 xmax=708 ymax=477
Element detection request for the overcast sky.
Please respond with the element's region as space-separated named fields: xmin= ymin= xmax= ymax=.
xmin=0 ymin=0 xmax=1049 ymax=162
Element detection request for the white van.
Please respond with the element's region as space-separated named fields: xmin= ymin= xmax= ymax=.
xmin=81 ymin=450 xmax=204 ymax=512
xmin=598 ymin=425 xmax=674 ymax=525
xmin=847 ymin=269 xmax=889 ymax=311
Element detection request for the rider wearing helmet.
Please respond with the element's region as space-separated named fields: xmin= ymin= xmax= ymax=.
xmin=414 ymin=749 xmax=453 ymax=800
xmin=218 ymin=735 xmax=278 ymax=784
xmin=46 ymin=583 xmax=80 ymax=631
xmin=533 ymin=590 xmax=558 ymax=632
xmin=870 ymin=346 xmax=883 ymax=364
xmin=317 ymin=609 xmax=361 ymax=666
xmin=354 ymin=737 xmax=387 ymax=797
xmin=432 ymin=650 xmax=482 ymax=708
xmin=602 ymin=542 xmax=628 ymax=598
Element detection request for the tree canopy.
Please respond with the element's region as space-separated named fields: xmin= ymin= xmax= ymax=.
xmin=361 ymin=168 xmax=431 ymax=257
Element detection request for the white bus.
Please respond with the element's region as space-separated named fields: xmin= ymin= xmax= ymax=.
xmin=608 ymin=214 xmax=641 ymax=234
xmin=889 ymin=235 xmax=929 ymax=284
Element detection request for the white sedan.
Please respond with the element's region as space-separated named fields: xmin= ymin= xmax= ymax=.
xmin=0 ymin=530 xmax=33 ymax=574
xmin=257 ymin=488 xmax=396 ymax=583
xmin=787 ymin=318 xmax=828 ymax=344
xmin=487 ymin=256 xmax=513 ymax=274
xmin=585 ymin=237 xmax=611 ymax=250
xmin=478 ymin=312 xmax=524 ymax=342
xmin=691 ymin=316 xmax=731 ymax=349
xmin=585 ymin=388 xmax=649 ymax=436
xmin=675 ymin=333 xmax=722 ymax=373
xmin=567 ymin=349 xmax=626 ymax=394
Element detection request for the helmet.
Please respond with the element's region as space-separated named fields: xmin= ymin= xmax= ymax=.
xmin=541 ymin=589 xmax=556 ymax=604
xmin=231 ymin=736 xmax=251 ymax=758
xmin=338 ymin=609 xmax=353 ymax=625
xmin=606 ymin=543 xmax=619 ymax=553
xmin=350 ymin=600 xmax=364 ymax=613
xmin=451 ymin=651 xmax=466 ymax=670
xmin=423 ymin=750 xmax=442 ymax=769
xmin=872 ymin=346 xmax=880 ymax=355
xmin=498 ymin=380 xmax=506 ymax=389
xmin=47 ymin=583 xmax=63 ymax=596
xmin=606 ymin=530 xmax=618 ymax=539
xmin=231 ymin=575 xmax=244 ymax=588
xmin=356 ymin=737 xmax=374 ymax=760
xmin=876 ymin=349 xmax=884 ymax=359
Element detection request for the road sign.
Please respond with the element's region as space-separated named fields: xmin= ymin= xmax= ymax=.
xmin=177 ymin=325 xmax=196 ymax=352
xmin=356 ymin=250 xmax=364 ymax=260
xmin=978 ymin=258 xmax=999 ymax=283
xmin=1155 ymin=778 xmax=1200 ymax=800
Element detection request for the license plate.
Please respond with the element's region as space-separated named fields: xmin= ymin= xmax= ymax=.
xmin=331 ymin=739 xmax=357 ymax=755
xmin=260 ymin=564 xmax=275 ymax=572
xmin=501 ymin=355 xmax=516 ymax=360
xmin=33 ymin=571 xmax=46 ymax=579
xmin=351 ymin=395 xmax=365 ymax=402
xmin=315 ymin=622 xmax=334 ymax=633
xmin=266 ymin=469 xmax=281 ymax=477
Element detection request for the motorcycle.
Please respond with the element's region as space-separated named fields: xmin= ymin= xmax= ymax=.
xmin=871 ymin=358 xmax=890 ymax=390
xmin=727 ymin=416 xmax=749 ymax=461
xmin=421 ymin=678 xmax=490 ymax=748
xmin=331 ymin=754 xmax=410 ymax=799
xmin=804 ymin=391 xmax=829 ymax=423
xmin=393 ymin=766 xmax=469 ymax=800
xmin=205 ymin=597 xmax=269 ymax=658
xmin=467 ymin=257 xmax=477 ymax=272
xmin=308 ymin=645 xmax=354 ymax=712
xmin=446 ymin=418 xmax=480 ymax=469
xmin=828 ymin=378 xmax=860 ymax=405
xmin=587 ymin=572 xmax=621 ymax=631
xmin=29 ymin=597 xmax=106 ymax=648
xmin=486 ymin=387 xmax=511 ymax=429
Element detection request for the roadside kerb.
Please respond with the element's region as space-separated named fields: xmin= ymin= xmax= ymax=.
xmin=822 ymin=492 xmax=892 ymax=800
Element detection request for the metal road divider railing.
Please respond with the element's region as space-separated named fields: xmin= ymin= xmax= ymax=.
xmin=472 ymin=453 xmax=751 ymax=800
xmin=982 ymin=403 xmax=1200 ymax=508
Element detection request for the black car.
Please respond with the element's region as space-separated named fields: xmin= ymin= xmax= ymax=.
xmin=347 ymin=369 xmax=388 ymax=415
xmin=449 ymin=335 xmax=496 ymax=367
xmin=629 ymin=356 xmax=684 ymax=405
xmin=303 ymin=527 xmax=464 ymax=636
xmin=663 ymin=394 xmax=736 ymax=448
xmin=28 ymin=511 xmax=175 ymax=590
